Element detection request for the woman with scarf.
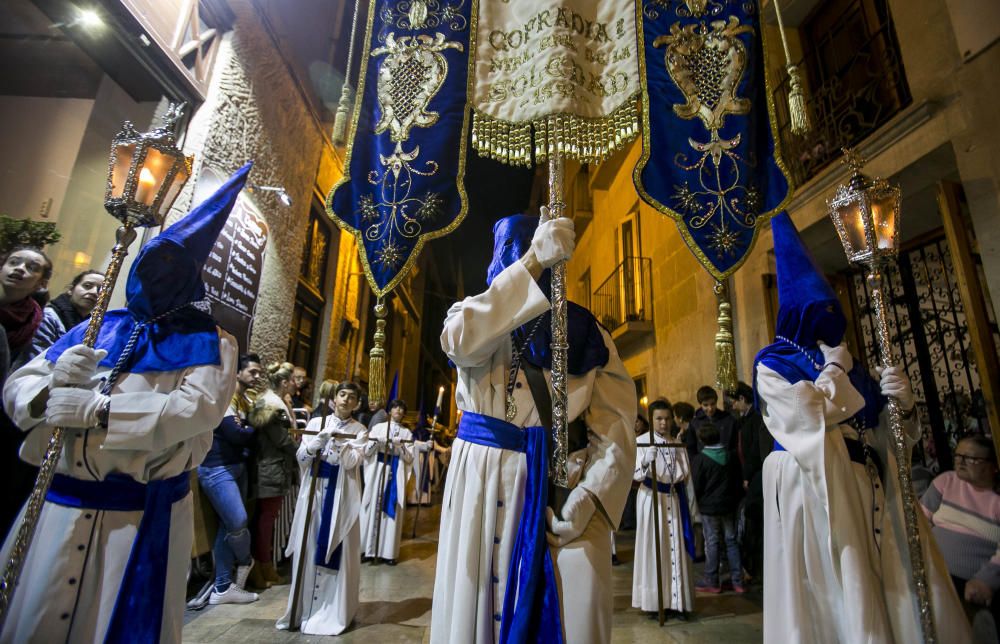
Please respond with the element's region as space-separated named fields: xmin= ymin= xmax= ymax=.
xmin=0 ymin=246 xmax=52 ymax=539
xmin=755 ymin=212 xmax=970 ymax=643
xmin=0 ymin=165 xmax=249 ymax=643
xmin=429 ymin=212 xmax=635 ymax=644
xmin=22 ymin=269 xmax=104 ymax=364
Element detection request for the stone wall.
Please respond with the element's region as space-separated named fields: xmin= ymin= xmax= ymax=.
xmin=171 ymin=0 xmax=327 ymax=367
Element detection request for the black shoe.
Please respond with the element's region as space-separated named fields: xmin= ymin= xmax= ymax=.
xmin=385 ymin=558 xmax=398 ymax=566
xmin=673 ymin=611 xmax=690 ymax=622
xmin=611 ymin=554 xmax=622 ymax=566
xmin=361 ymin=555 xmax=371 ymax=563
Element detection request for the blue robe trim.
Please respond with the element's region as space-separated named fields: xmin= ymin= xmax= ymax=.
xmin=376 ymin=452 xmax=400 ymax=519
xmin=641 ymin=478 xmax=697 ymax=561
xmin=46 ymin=471 xmax=190 ymax=644
xmin=457 ymin=411 xmax=563 ymax=644
xmin=314 ymin=461 xmax=343 ymax=571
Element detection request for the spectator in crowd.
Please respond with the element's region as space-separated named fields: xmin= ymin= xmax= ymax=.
xmin=249 ymin=362 xmax=298 ymax=585
xmin=310 ymin=380 xmax=338 ymax=419
xmin=290 ymin=365 xmax=312 ymax=412
xmin=692 ymin=422 xmax=744 ymax=594
xmin=367 ymin=397 xmax=388 ymax=430
xmin=922 ymin=435 xmax=1000 ymax=631
xmin=198 ymin=353 xmax=262 ymax=605
xmin=23 ymin=269 xmax=104 ymax=363
xmin=685 ymin=385 xmax=738 ymax=459
xmin=632 ymin=398 xmax=696 ymax=619
xmin=277 ymin=381 xmax=368 ymax=635
xmin=729 ymin=381 xmax=772 ymax=583
xmin=361 ymin=398 xmax=415 ymax=565
xmin=635 ymin=413 xmax=649 ymax=436
xmin=673 ymin=402 xmax=695 ymax=443
xmin=0 ymin=246 xmax=52 ymax=538
xmin=355 ymin=393 xmax=374 ymax=427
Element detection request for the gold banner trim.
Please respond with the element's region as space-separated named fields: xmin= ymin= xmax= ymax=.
xmin=471 ymin=96 xmax=640 ymax=167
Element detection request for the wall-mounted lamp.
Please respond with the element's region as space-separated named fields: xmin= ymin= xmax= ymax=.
xmin=249 ymin=185 xmax=292 ymax=207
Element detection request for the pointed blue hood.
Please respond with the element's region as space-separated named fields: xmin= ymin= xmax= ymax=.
xmin=47 ymin=163 xmax=252 ymax=375
xmin=753 ymin=212 xmax=883 ymax=428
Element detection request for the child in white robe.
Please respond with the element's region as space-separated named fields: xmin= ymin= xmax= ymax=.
xmin=360 ymin=399 xmax=416 ymax=563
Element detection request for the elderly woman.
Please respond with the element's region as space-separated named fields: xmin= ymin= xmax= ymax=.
xmin=922 ymin=435 xmax=1000 ymax=625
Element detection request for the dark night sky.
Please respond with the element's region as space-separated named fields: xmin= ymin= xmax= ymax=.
xmin=431 ymin=151 xmax=536 ymax=294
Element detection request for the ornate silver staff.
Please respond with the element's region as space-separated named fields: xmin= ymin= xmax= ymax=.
xmin=827 ymin=149 xmax=935 ymax=643
xmin=0 ymin=105 xmax=192 ymax=623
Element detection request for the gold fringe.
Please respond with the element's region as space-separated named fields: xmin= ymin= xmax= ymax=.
xmin=786 ymin=65 xmax=810 ymax=135
xmin=471 ymin=98 xmax=640 ymax=167
xmin=714 ymin=281 xmax=737 ymax=394
xmin=368 ymin=298 xmax=388 ymax=404
xmin=332 ymin=84 xmax=353 ymax=146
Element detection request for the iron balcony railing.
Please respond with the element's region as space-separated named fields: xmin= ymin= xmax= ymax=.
xmin=771 ymin=0 xmax=911 ymax=187
xmin=592 ymin=257 xmax=653 ymax=332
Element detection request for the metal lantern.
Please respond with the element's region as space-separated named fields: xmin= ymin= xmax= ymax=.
xmin=826 ymin=148 xmax=937 ymax=643
xmin=827 ymin=148 xmax=902 ymax=265
xmin=105 ymin=103 xmax=193 ymax=227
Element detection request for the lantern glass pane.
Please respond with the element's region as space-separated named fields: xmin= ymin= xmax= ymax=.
xmin=138 ymin=148 xmax=178 ymax=206
xmin=871 ymin=192 xmax=898 ymax=251
xmin=837 ymin=201 xmax=868 ymax=255
xmin=157 ymin=161 xmax=191 ymax=220
xmin=110 ymin=143 xmax=136 ymax=199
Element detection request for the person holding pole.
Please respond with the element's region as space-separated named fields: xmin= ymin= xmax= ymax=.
xmin=632 ymin=399 xmax=695 ymax=622
xmin=361 ymin=398 xmax=413 ymax=564
xmin=277 ymin=381 xmax=367 ymax=635
xmin=430 ymin=213 xmax=635 ymax=644
xmin=0 ymin=166 xmax=249 ymax=643
xmin=755 ymin=212 xmax=970 ymax=643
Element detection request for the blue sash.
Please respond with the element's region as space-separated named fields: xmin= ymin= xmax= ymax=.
xmin=641 ymin=478 xmax=697 ymax=561
xmin=314 ymin=461 xmax=343 ymax=570
xmin=457 ymin=412 xmax=563 ymax=644
xmin=46 ymin=471 xmax=190 ymax=644
xmin=376 ymin=452 xmax=400 ymax=519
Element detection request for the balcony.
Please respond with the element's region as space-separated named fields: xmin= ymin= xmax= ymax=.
xmin=771 ymin=0 xmax=911 ymax=187
xmin=592 ymin=257 xmax=654 ymax=354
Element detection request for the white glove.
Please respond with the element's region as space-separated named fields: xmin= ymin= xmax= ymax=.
xmin=877 ymin=365 xmax=915 ymax=411
xmin=641 ymin=449 xmax=656 ymax=467
xmin=45 ymin=387 xmax=109 ymax=428
xmin=529 ymin=215 xmax=575 ymax=269
xmin=818 ymin=341 xmax=853 ymax=373
xmin=419 ymin=439 xmax=433 ymax=453
xmin=51 ymin=345 xmax=108 ymax=388
xmin=546 ymin=487 xmax=596 ymax=548
xmin=317 ymin=425 xmax=335 ymax=445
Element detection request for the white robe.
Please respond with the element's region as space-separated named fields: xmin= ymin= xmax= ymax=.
xmin=360 ymin=421 xmax=413 ymax=559
xmin=631 ymin=431 xmax=695 ymax=613
xmin=758 ymin=363 xmax=972 ymax=643
xmin=407 ymin=439 xmax=433 ymax=505
xmin=430 ymin=260 xmax=636 ymax=644
xmin=0 ymin=329 xmax=238 ymax=644
xmin=277 ymin=415 xmax=367 ymax=635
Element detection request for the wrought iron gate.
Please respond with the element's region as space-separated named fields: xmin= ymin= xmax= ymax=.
xmin=849 ymin=234 xmax=997 ymax=472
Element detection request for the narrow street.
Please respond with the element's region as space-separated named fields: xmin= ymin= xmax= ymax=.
xmin=183 ymin=504 xmax=763 ymax=643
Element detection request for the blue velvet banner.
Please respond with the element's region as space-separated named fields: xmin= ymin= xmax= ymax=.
xmin=328 ymin=0 xmax=474 ymax=297
xmin=634 ymin=0 xmax=791 ymax=280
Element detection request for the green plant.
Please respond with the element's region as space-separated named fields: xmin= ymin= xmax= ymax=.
xmin=0 ymin=216 xmax=61 ymax=256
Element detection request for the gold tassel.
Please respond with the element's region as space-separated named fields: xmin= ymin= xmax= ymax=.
xmin=786 ymin=65 xmax=811 ymax=136
xmin=332 ymin=84 xmax=352 ymax=146
xmin=368 ymin=298 xmax=388 ymax=404
xmin=714 ymin=281 xmax=737 ymax=394
xmin=773 ymin=0 xmax=811 ymax=135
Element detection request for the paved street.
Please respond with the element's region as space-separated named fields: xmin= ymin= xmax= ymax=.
xmin=183 ymin=503 xmax=763 ymax=643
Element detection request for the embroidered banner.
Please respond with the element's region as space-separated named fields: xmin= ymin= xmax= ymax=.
xmin=328 ymin=0 xmax=475 ymax=297
xmin=634 ymin=0 xmax=792 ymax=280
xmin=471 ymin=0 xmax=642 ymax=166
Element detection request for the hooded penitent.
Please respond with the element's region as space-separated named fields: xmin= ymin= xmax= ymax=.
xmin=487 ymin=213 xmax=608 ymax=375
xmin=753 ymin=212 xmax=883 ymax=428
xmin=46 ymin=162 xmax=252 ymax=377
